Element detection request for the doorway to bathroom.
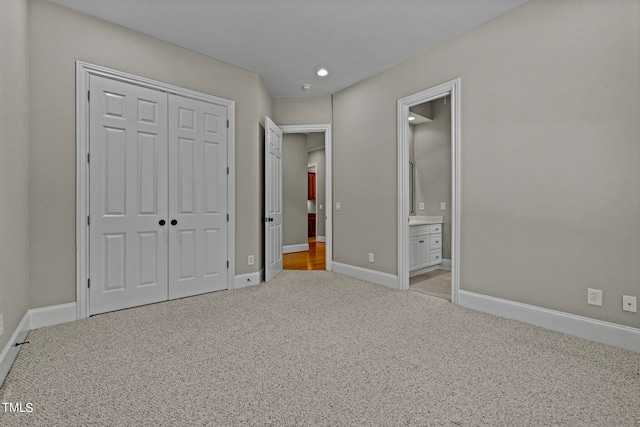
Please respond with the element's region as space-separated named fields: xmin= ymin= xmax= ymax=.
xmin=397 ymin=79 xmax=461 ymax=303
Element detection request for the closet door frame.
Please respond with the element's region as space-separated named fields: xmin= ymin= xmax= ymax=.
xmin=75 ymin=61 xmax=236 ymax=320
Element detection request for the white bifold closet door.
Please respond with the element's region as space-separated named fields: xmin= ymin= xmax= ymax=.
xmin=89 ymin=75 xmax=228 ymax=316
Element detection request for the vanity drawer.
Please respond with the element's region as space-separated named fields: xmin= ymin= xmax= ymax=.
xmin=430 ymin=249 xmax=442 ymax=265
xmin=410 ymin=225 xmax=430 ymax=236
xmin=430 ymin=234 xmax=442 ymax=249
xmin=429 ymin=224 xmax=442 ymax=234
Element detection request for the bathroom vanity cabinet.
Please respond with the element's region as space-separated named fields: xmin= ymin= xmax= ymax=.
xmin=409 ymin=223 xmax=442 ymax=274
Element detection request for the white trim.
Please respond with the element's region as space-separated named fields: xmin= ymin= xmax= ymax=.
xmin=441 ymin=258 xmax=452 ymax=270
xmin=280 ymin=124 xmax=332 ymax=272
xmin=332 ymin=262 xmax=398 ymax=289
xmin=0 ymin=312 xmax=30 ymax=386
xmin=29 ymin=303 xmax=77 ymax=330
xmin=234 ymin=270 xmax=263 ymax=289
xmin=316 ymin=236 xmax=326 ymax=243
xmin=459 ymin=291 xmax=640 ymax=353
xmin=76 ymin=61 xmax=236 ymax=312
xmin=397 ymin=79 xmax=461 ymax=304
xmin=283 ymin=243 xmax=310 ymax=254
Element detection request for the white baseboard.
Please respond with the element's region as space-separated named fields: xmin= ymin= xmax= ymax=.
xmin=332 ymin=262 xmax=399 ymax=289
xmin=317 ymin=236 xmax=326 ymax=243
xmin=283 ymin=243 xmax=309 ymax=254
xmin=29 ymin=303 xmax=77 ymax=329
xmin=0 ymin=312 xmax=30 ymax=386
xmin=441 ymin=258 xmax=452 ymax=270
xmin=234 ymin=270 xmax=263 ymax=289
xmin=459 ymin=290 xmax=640 ymax=353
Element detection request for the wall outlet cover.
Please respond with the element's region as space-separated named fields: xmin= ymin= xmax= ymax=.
xmin=419 ymin=203 xmax=424 ymax=211
xmin=368 ymin=253 xmax=374 ymax=263
xmin=248 ymin=255 xmax=254 ymax=266
xmin=440 ymin=202 xmax=446 ymax=211
xmin=587 ymin=288 xmax=603 ymax=307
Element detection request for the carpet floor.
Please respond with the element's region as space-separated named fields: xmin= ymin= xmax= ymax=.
xmin=1 ymin=270 xmax=639 ymax=426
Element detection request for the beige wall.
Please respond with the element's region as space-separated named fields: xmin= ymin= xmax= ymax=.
xmin=413 ymin=97 xmax=452 ymax=259
xmin=0 ymin=0 xmax=30 ymax=350
xmin=28 ymin=0 xmax=270 ymax=308
xmin=272 ymin=96 xmax=333 ymax=125
xmin=283 ymin=134 xmax=309 ymax=247
xmin=333 ymin=0 xmax=640 ymax=328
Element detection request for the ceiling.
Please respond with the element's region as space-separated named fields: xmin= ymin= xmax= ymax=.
xmin=49 ymin=0 xmax=529 ymax=98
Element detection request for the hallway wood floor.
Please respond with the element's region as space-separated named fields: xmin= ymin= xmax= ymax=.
xmin=283 ymin=237 xmax=326 ymax=270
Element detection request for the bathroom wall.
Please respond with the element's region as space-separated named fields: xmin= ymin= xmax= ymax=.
xmin=413 ymin=97 xmax=452 ymax=259
xmin=283 ymin=133 xmax=309 ymax=247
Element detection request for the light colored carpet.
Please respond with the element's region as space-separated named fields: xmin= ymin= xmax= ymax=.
xmin=410 ymin=269 xmax=451 ymax=301
xmin=1 ymin=270 xmax=639 ymax=426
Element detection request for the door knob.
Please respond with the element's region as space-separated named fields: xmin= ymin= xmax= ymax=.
xmin=171 ymin=219 xmax=177 ymax=226
xmin=269 ymin=218 xmax=274 ymax=222
xmin=159 ymin=219 xmax=166 ymax=226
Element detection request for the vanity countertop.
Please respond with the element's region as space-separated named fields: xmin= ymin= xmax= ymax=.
xmin=409 ymin=216 xmax=443 ymax=225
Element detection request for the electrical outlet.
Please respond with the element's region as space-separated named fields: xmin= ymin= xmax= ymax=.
xmin=336 ymin=202 xmax=341 ymax=211
xmin=587 ymin=288 xmax=603 ymax=306
xmin=0 ymin=314 xmax=3 ymax=337
xmin=248 ymin=255 xmax=254 ymax=266
xmin=622 ymin=296 xmax=637 ymax=313
xmin=319 ymin=204 xmax=323 ymax=210
xmin=368 ymin=253 xmax=374 ymax=263
xmin=419 ymin=203 xmax=424 ymax=211
xmin=440 ymin=202 xmax=446 ymax=211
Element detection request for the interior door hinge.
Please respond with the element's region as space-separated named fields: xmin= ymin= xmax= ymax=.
xmin=87 ymin=153 xmax=90 ymax=163
xmin=87 ymin=278 xmax=90 ymax=288
xmin=227 ymin=214 xmax=229 ymax=221
xmin=227 ymin=119 xmax=229 ymax=128
xmin=87 ymin=215 xmax=90 ymax=226
xmin=227 ymin=261 xmax=229 ymax=269
xmin=88 ymin=91 xmax=90 ymax=102
xmin=227 ymin=167 xmax=229 ymax=175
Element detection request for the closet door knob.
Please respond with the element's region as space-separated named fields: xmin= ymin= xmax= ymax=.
xmin=159 ymin=219 xmax=166 ymax=226
xmin=171 ymin=219 xmax=178 ymax=226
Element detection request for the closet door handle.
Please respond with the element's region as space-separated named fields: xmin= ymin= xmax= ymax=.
xmin=159 ymin=219 xmax=166 ymax=226
xmin=171 ymin=219 xmax=178 ymax=226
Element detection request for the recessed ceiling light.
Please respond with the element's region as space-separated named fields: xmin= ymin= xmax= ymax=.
xmin=316 ymin=68 xmax=329 ymax=77
xmin=408 ymin=116 xmax=416 ymax=121
xmin=301 ymin=83 xmax=311 ymax=91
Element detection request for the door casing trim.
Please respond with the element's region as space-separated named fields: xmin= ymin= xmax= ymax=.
xmin=397 ymin=78 xmax=461 ymax=303
xmin=75 ymin=61 xmax=236 ymax=319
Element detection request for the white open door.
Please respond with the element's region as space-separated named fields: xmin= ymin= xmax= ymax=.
xmin=264 ymin=116 xmax=283 ymax=282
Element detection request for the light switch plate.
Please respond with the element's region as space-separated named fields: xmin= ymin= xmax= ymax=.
xmin=440 ymin=202 xmax=446 ymax=211
xmin=336 ymin=202 xmax=341 ymax=211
